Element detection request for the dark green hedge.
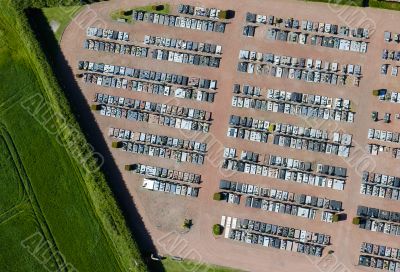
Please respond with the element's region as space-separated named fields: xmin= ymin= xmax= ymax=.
xmin=213 ymin=224 xmax=223 ymax=235
xmin=15 ymin=0 xmax=101 ymax=9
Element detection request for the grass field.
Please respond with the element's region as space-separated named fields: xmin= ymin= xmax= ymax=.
xmin=161 ymin=257 xmax=242 ymax=272
xmin=0 ymin=133 xmax=24 ymax=215
xmin=42 ymin=5 xmax=83 ymax=41
xmin=0 ymin=129 xmax=59 ymax=271
xmin=0 ymin=1 xmax=146 ymax=271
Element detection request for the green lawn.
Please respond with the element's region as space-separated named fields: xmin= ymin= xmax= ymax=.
xmin=161 ymin=257 xmax=242 ymax=272
xmin=42 ymin=5 xmax=82 ymax=41
xmin=0 ymin=1 xmax=146 ymax=271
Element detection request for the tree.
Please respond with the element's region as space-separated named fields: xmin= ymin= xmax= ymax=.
xmin=213 ymin=224 xmax=223 ymax=235
xmin=332 ymin=214 xmax=339 ymax=222
xmin=182 ymin=219 xmax=192 ymax=229
xmin=213 ymin=192 xmax=222 ymax=201
xmin=372 ymin=89 xmax=379 ymax=96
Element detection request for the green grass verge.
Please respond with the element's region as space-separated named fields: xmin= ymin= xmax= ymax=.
xmin=304 ymin=0 xmax=364 ymax=6
xmin=111 ymin=3 xmax=170 ymax=23
xmin=42 ymin=5 xmax=83 ymax=41
xmin=369 ymin=0 xmax=400 ymax=11
xmin=304 ymin=0 xmax=400 ymax=10
xmin=0 ymin=1 xmax=147 ymax=271
xmin=162 ymin=257 xmax=242 ymax=272
xmin=111 ymin=10 xmax=133 ymax=23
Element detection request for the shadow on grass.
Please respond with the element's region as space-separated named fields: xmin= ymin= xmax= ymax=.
xmin=25 ymin=8 xmax=165 ymax=272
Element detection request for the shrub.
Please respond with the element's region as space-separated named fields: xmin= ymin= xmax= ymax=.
xmin=352 ymin=217 xmax=361 ymax=225
xmin=90 ymin=104 xmax=100 ymax=111
xmin=218 ymin=10 xmax=235 ymax=19
xmin=183 ymin=219 xmax=192 ymax=229
xmin=123 ymin=10 xmax=132 ymax=16
xmin=332 ymin=214 xmax=339 ymax=222
xmin=111 ymin=141 xmax=120 ymax=148
xmin=213 ymin=192 xmax=222 ymax=201
xmin=372 ymin=89 xmax=379 ymax=96
xmin=225 ymin=10 xmax=235 ymax=19
xmin=218 ymin=10 xmax=227 ymax=19
xmin=213 ymin=224 xmax=223 ymax=235
xmin=268 ymin=124 xmax=276 ymax=132
xmin=153 ymin=5 xmax=164 ymax=11
xmin=124 ymin=164 xmax=133 ymax=171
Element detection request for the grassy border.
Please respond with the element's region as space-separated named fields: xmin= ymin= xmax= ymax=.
xmin=304 ymin=0 xmax=400 ymax=10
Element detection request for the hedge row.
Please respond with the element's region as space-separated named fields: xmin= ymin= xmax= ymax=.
xmin=15 ymin=0 xmax=100 ymax=9
xmin=7 ymin=2 xmax=147 ymax=271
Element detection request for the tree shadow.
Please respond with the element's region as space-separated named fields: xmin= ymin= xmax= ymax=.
xmin=25 ymin=7 xmax=165 ymax=272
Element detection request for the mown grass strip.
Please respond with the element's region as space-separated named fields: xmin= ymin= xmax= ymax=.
xmin=304 ymin=0 xmax=400 ymax=10
xmin=304 ymin=0 xmax=365 ymax=6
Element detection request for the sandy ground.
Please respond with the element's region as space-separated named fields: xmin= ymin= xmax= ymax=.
xmin=61 ymin=0 xmax=400 ymax=271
